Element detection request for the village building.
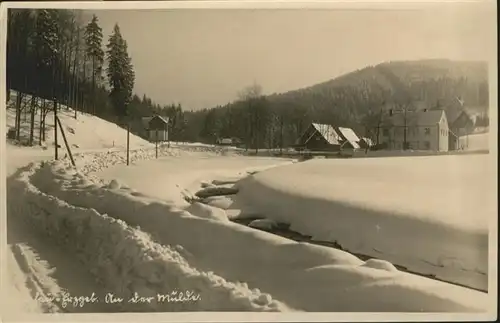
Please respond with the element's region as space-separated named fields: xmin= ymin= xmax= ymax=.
xmin=216 ymin=137 xmax=242 ymax=146
xmin=445 ymin=98 xmax=479 ymax=150
xmin=294 ymin=123 xmax=361 ymax=151
xmin=376 ymin=109 xmax=449 ymax=152
xmin=141 ymin=115 xmax=169 ymax=142
xmin=336 ymin=127 xmax=361 ymax=149
xmin=294 ymin=123 xmax=341 ymax=151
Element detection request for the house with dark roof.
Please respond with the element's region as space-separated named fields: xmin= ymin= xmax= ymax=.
xmin=443 ymin=97 xmax=479 ymax=150
xmin=295 ymin=123 xmax=361 ymax=151
xmin=141 ymin=115 xmax=169 ymax=142
xmin=295 ymin=123 xmax=342 ymax=151
xmin=377 ymin=109 xmax=449 ymax=151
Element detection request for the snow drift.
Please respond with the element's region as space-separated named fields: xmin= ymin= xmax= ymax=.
xmin=7 ymin=163 xmax=290 ymax=312
xmin=19 ymin=155 xmax=490 ymax=312
xmin=232 ymin=155 xmax=492 ymax=291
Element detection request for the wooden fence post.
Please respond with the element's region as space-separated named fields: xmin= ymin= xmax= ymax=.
xmin=56 ymin=116 xmax=76 ymax=167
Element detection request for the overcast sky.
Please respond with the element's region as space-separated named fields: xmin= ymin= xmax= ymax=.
xmin=89 ymin=2 xmax=495 ymax=111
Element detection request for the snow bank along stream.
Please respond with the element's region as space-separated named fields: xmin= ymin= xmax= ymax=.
xmin=228 ymin=155 xmax=491 ymax=292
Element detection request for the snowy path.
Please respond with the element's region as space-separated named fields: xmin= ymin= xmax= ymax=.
xmin=5 ymin=148 xmax=124 ymax=315
xmin=7 ymin=208 xmax=121 ymax=314
xmin=5 ymin=148 xmax=291 ymax=313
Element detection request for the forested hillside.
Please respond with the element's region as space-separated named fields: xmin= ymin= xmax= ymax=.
xmin=6 ymin=9 xmax=187 ymax=145
xmin=183 ymin=59 xmax=489 ymax=150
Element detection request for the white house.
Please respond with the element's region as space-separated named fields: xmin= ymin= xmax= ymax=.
xmin=377 ymin=109 xmax=449 ymax=152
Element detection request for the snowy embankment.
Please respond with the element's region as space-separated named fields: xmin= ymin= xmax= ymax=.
xmin=5 ymin=96 xmax=153 ymax=150
xmin=7 ymin=160 xmax=290 ymax=312
xmin=231 ymin=155 xmax=493 ymax=292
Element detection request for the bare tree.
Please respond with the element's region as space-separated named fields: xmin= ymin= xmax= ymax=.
xmin=238 ymin=82 xmax=270 ymax=153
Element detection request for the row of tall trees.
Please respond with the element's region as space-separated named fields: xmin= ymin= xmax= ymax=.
xmin=6 ymin=9 xmax=160 ymax=146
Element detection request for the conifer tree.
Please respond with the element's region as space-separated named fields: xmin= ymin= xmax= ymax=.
xmin=84 ymin=14 xmax=104 ymax=115
xmin=106 ymin=23 xmax=135 ymax=122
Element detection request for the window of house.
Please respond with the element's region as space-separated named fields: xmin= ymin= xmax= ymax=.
xmin=383 ymin=129 xmax=389 ymax=136
xmin=424 ymin=128 xmax=431 ymax=135
xmin=424 ymin=141 xmax=430 ymax=149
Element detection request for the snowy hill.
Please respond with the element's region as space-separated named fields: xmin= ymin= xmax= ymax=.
xmin=5 ymin=91 xmax=153 ymax=151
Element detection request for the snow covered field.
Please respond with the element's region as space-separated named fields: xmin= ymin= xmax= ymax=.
xmin=95 ymin=155 xmax=294 ymax=206
xmin=231 ymin=155 xmax=494 ymax=291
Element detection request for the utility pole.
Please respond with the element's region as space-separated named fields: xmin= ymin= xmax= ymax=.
xmin=376 ymin=108 xmax=384 ymax=146
xmin=126 ymin=119 xmax=130 ymax=166
xmin=54 ymin=99 xmax=58 ymax=160
xmin=155 ymin=128 xmax=158 ymax=159
xmin=403 ymin=105 xmax=408 ymax=150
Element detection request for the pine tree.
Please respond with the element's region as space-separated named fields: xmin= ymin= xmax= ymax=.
xmin=84 ymin=14 xmax=104 ymax=115
xmin=33 ymin=9 xmax=61 ymax=98
xmin=106 ymin=23 xmax=135 ymax=122
xmin=29 ymin=9 xmax=60 ymax=146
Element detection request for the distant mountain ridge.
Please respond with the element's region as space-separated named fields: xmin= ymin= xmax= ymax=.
xmin=263 ymin=59 xmax=488 ymax=129
xmin=184 ymin=59 xmax=489 ymax=146
xmin=270 ymin=59 xmax=488 ymax=107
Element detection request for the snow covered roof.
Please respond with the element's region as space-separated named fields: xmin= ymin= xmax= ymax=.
xmin=154 ymin=115 xmax=169 ymax=124
xmin=337 ymin=127 xmax=361 ymax=149
xmin=309 ymin=123 xmax=342 ymax=145
xmin=143 ymin=115 xmax=169 ymax=130
xmin=218 ymin=138 xmax=233 ymax=144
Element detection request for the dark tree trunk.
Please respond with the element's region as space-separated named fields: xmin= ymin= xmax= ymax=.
xmin=92 ymin=57 xmax=95 ymax=115
xmin=280 ymin=115 xmax=284 ymax=154
xmin=82 ymin=61 xmax=86 ymax=113
xmin=29 ymin=96 xmax=36 ymax=146
xmin=39 ymin=101 xmax=43 ymax=145
xmin=15 ymin=91 xmax=22 ymax=140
